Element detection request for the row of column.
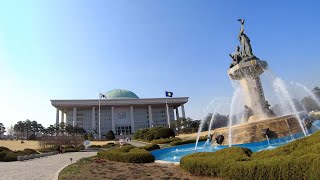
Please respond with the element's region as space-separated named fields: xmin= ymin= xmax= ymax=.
xmin=55 ymin=103 xmax=186 ymax=133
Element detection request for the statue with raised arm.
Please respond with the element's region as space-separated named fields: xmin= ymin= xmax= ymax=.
xmin=238 ymin=19 xmax=254 ymax=58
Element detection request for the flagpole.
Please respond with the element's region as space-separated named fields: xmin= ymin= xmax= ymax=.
xmin=166 ymin=96 xmax=170 ymax=128
xmin=98 ymin=92 xmax=101 ymax=139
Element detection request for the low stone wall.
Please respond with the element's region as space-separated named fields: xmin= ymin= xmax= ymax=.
xmin=211 ymin=115 xmax=303 ymax=145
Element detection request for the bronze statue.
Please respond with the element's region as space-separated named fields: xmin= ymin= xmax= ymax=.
xmin=244 ymin=105 xmax=254 ymax=122
xmin=238 ymin=19 xmax=253 ymax=58
xmin=229 ymin=46 xmax=242 ymax=68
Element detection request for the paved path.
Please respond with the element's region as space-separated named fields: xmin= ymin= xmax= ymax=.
xmin=0 ymin=152 xmax=97 ymax=180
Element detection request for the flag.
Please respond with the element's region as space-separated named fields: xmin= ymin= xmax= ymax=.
xmin=99 ymin=93 xmax=106 ymax=99
xmin=165 ymin=91 xmax=173 ymax=97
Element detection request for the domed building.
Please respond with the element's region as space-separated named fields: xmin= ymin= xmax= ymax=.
xmin=51 ymin=89 xmax=188 ymax=137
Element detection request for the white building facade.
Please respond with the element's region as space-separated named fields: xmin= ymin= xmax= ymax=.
xmin=51 ymin=89 xmax=188 ymax=136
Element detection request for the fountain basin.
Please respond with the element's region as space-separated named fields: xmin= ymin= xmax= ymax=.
xmin=212 ymin=114 xmax=304 ymax=145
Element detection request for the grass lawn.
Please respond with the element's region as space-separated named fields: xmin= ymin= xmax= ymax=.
xmin=0 ymin=140 xmax=116 ymax=151
xmin=59 ymin=156 xmax=220 ymax=180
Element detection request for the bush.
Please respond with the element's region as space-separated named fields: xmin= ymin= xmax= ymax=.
xmin=133 ymin=127 xmax=175 ymax=141
xmin=170 ymin=136 xmax=207 ymax=146
xmin=150 ymin=137 xmax=181 ymax=144
xmin=141 ymin=144 xmax=160 ymax=151
xmin=77 ymin=144 xmax=85 ymax=150
xmin=101 ymin=142 xmax=119 ymax=148
xmin=97 ymin=146 xmax=154 ymax=163
xmin=0 ymin=151 xmax=8 ymax=161
xmin=0 ymin=146 xmax=10 ymax=152
xmin=106 ymin=130 xmax=115 ymax=140
xmin=180 ymin=131 xmax=320 ymax=179
xmin=88 ymin=145 xmax=101 ymax=148
xmin=3 ymin=152 xmax=17 ymax=162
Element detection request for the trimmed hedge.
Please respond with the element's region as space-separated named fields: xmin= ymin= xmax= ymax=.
xmin=0 ymin=147 xmax=40 ymax=162
xmin=180 ymin=130 xmax=320 ymax=179
xmin=97 ymin=145 xmax=155 ymax=163
xmin=141 ymin=144 xmax=160 ymax=151
xmin=88 ymin=145 xmax=102 ymax=148
xmin=101 ymin=142 xmax=119 ymax=148
xmin=150 ymin=137 xmax=181 ymax=144
xmin=170 ymin=136 xmax=207 ymax=146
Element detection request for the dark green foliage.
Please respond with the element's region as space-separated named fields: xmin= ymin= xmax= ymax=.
xmin=0 ymin=146 xmax=10 ymax=152
xmin=150 ymin=137 xmax=181 ymax=144
xmin=133 ymin=127 xmax=175 ymax=141
xmin=106 ymin=130 xmax=115 ymax=140
xmin=180 ymin=130 xmax=320 ymax=179
xmin=141 ymin=144 xmax=160 ymax=151
xmin=0 ymin=151 xmax=7 ymax=161
xmin=101 ymin=142 xmax=119 ymax=148
xmin=83 ymin=134 xmax=88 ymax=140
xmin=0 ymin=147 xmax=39 ymax=161
xmin=97 ymin=145 xmax=155 ymax=163
xmin=88 ymin=133 xmax=93 ymax=141
xmin=170 ymin=136 xmax=207 ymax=146
xmin=77 ymin=145 xmax=85 ymax=150
xmin=3 ymin=152 xmax=17 ymax=162
xmin=88 ymin=145 xmax=101 ymax=148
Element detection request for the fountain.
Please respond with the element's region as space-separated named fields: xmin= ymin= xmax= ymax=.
xmin=211 ymin=19 xmax=309 ymax=145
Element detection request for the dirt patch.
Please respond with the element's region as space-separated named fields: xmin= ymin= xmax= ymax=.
xmin=59 ymin=157 xmax=220 ymax=180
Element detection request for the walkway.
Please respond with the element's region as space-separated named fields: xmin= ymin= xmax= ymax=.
xmin=0 ymin=152 xmax=96 ymax=180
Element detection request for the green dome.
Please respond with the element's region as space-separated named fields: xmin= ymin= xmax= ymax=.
xmin=105 ymin=89 xmax=139 ymax=99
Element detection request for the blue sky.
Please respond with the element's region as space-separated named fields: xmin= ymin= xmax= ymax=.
xmin=0 ymin=1 xmax=320 ymax=128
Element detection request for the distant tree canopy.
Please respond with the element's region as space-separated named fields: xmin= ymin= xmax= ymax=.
xmin=170 ymin=117 xmax=200 ymax=134
xmin=133 ymin=127 xmax=175 ymax=141
xmin=202 ymin=113 xmax=228 ymax=131
xmin=13 ymin=120 xmax=44 ymax=140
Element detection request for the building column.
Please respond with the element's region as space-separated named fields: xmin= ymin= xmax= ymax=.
xmin=73 ymin=107 xmax=77 ymax=127
xmin=130 ymin=105 xmax=135 ymax=133
xmin=60 ymin=110 xmax=64 ymax=123
xmin=111 ymin=106 xmax=115 ymax=133
xmin=56 ymin=108 xmax=60 ymax=129
xmin=148 ymin=105 xmax=153 ymax=128
xmin=181 ymin=104 xmax=186 ymax=118
xmin=175 ymin=108 xmax=180 ymax=120
xmin=92 ymin=106 xmax=96 ymax=132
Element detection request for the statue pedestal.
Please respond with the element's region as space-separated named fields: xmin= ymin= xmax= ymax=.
xmin=228 ymin=59 xmax=268 ymax=120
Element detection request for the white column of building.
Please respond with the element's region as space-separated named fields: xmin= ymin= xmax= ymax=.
xmin=175 ymin=107 xmax=180 ymax=120
xmin=148 ymin=105 xmax=153 ymax=128
xmin=111 ymin=106 xmax=115 ymax=133
xmin=181 ymin=104 xmax=186 ymax=118
xmin=73 ymin=107 xmax=77 ymax=127
xmin=92 ymin=106 xmax=96 ymax=132
xmin=60 ymin=110 xmax=64 ymax=123
xmin=130 ymin=105 xmax=135 ymax=133
xmin=56 ymin=108 xmax=60 ymax=129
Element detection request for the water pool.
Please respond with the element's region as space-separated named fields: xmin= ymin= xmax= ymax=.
xmin=151 ymin=120 xmax=320 ymax=162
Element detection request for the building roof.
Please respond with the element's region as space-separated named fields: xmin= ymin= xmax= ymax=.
xmin=106 ymin=89 xmax=139 ymax=99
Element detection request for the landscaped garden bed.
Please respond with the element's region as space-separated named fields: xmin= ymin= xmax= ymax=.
xmin=180 ymin=130 xmax=320 ymax=179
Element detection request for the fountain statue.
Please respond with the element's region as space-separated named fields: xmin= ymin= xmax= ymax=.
xmin=212 ymin=19 xmax=309 ymax=145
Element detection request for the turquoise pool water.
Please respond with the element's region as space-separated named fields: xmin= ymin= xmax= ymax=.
xmin=151 ymin=120 xmax=320 ymax=162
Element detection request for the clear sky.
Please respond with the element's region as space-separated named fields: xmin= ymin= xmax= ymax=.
xmin=0 ymin=1 xmax=320 ymax=128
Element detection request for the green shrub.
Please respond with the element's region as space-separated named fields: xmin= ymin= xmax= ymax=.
xmin=150 ymin=137 xmax=181 ymax=144
xmin=180 ymin=131 xmax=320 ymax=179
xmin=97 ymin=146 xmax=154 ymax=163
xmin=133 ymin=127 xmax=175 ymax=141
xmin=101 ymin=142 xmax=119 ymax=148
xmin=106 ymin=130 xmax=115 ymax=140
xmin=22 ymin=148 xmax=39 ymax=155
xmin=3 ymin=152 xmax=18 ymax=162
xmin=170 ymin=136 xmax=207 ymax=146
xmin=88 ymin=145 xmax=101 ymax=148
xmin=0 ymin=151 xmax=8 ymax=161
xmin=141 ymin=144 xmax=160 ymax=151
xmin=77 ymin=145 xmax=85 ymax=150
xmin=0 ymin=147 xmax=10 ymax=152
